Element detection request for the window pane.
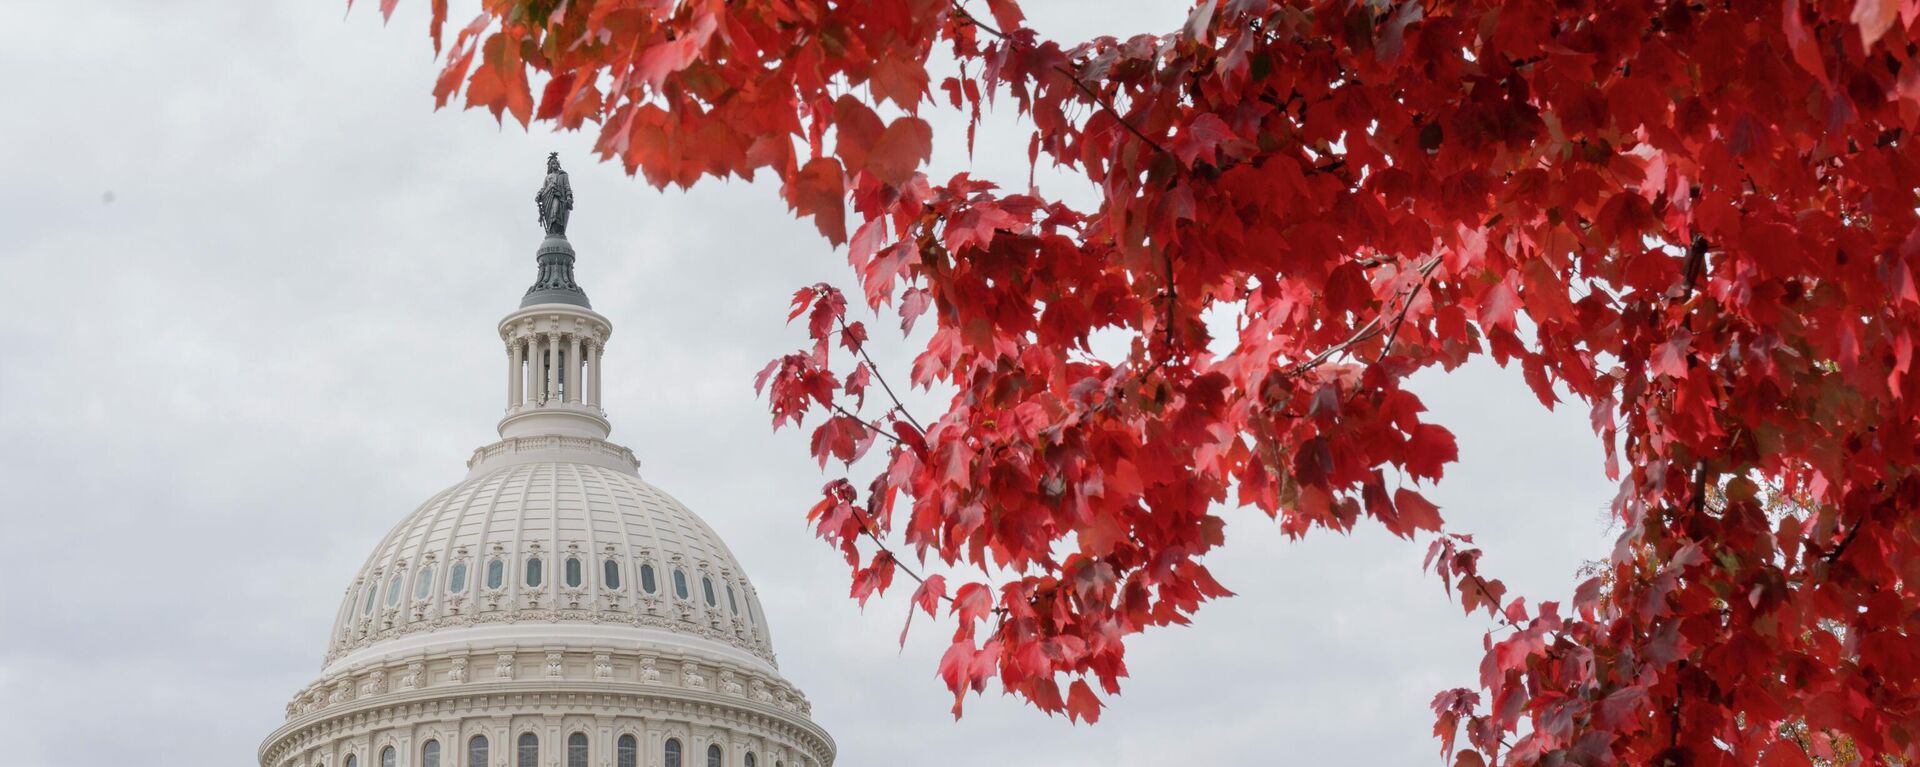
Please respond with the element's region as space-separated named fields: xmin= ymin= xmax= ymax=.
xmin=486 ymin=559 xmax=504 ymax=590
xmin=640 ymin=564 xmax=657 ymax=594
xmin=517 ymin=733 xmax=538 ymax=767
xmin=702 ymin=577 xmax=717 ymax=607
xmin=745 ymin=754 xmax=756 ymax=767
xmin=567 ymin=732 xmax=588 ymax=767
xmin=706 ymin=744 xmax=722 ymax=767
xmin=415 ymin=564 xmax=437 ymax=600
xmin=362 ymin=584 xmax=376 ymax=615
xmin=617 ymin=735 xmax=637 ymax=767
xmin=449 ymin=561 xmax=468 ymax=594
xmin=664 ymin=739 xmax=682 ymax=767
xmin=423 ymin=740 xmax=441 ymax=767
xmin=526 ymin=557 xmax=543 ymax=588
xmin=727 ymin=585 xmax=738 ymax=615
xmin=603 ymin=559 xmax=621 ymax=590
xmin=673 ymin=570 xmax=689 ymax=600
xmin=382 ymin=746 xmax=396 ymax=767
xmin=468 ymin=736 xmax=488 ymax=767
xmin=386 ymin=575 xmax=404 ymax=606
xmin=565 ymin=557 xmax=583 ymax=588
xmin=346 ymin=756 xmax=357 ymax=767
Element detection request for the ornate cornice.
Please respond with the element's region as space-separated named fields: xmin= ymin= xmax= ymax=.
xmin=464 ymin=435 xmax=636 ymax=475
xmin=264 ymin=663 xmax=832 ymax=767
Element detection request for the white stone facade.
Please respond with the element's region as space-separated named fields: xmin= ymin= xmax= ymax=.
xmin=260 ymin=198 xmax=833 ymax=767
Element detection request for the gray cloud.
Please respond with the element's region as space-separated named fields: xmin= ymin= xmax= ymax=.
xmin=0 ymin=2 xmax=1617 ymax=764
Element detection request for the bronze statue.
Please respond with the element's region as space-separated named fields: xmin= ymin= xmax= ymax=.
xmin=535 ymin=152 xmax=573 ymax=236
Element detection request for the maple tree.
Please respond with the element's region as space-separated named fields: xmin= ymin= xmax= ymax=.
xmin=378 ymin=0 xmax=1920 ymax=763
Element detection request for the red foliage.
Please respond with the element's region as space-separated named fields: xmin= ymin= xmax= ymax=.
xmin=394 ymin=0 xmax=1920 ymax=761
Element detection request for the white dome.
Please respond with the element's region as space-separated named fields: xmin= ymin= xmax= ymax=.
xmin=261 ymin=162 xmax=832 ymax=767
xmin=325 ymin=450 xmax=776 ymax=671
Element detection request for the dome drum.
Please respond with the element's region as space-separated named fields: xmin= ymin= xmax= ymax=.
xmin=263 ymin=686 xmax=830 ymax=767
xmin=264 ymin=645 xmax=830 ymax=767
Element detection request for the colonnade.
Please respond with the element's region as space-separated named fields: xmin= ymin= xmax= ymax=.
xmin=507 ymin=331 xmax=602 ymax=409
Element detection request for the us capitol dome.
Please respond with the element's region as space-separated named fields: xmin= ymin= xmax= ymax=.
xmin=260 ymin=155 xmax=835 ymax=767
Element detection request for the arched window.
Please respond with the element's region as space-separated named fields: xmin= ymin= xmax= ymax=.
xmin=422 ymin=740 xmax=441 ymax=767
xmin=467 ymin=736 xmax=488 ymax=767
xmin=664 ymin=738 xmax=682 ymax=767
xmin=726 ymin=584 xmax=739 ymax=615
xmin=616 ymin=735 xmax=637 ymax=767
xmin=517 ymin=732 xmax=538 ymax=767
xmin=745 ymin=753 xmax=757 ymax=767
xmin=415 ymin=563 xmax=437 ymax=600
xmin=361 ymin=583 xmax=377 ymax=616
xmin=603 ymin=559 xmax=621 ymax=589
xmin=706 ymin=743 xmax=722 ymax=767
xmin=381 ymin=746 xmax=397 ymax=767
xmin=449 ymin=561 xmax=468 ymax=594
xmin=486 ymin=559 xmax=505 ymax=590
xmin=672 ymin=569 xmax=690 ymax=600
xmin=640 ymin=564 xmax=657 ymax=594
xmin=525 ymin=557 xmax=544 ymax=588
xmin=344 ymin=755 xmax=357 ymax=767
xmin=565 ymin=557 xmax=583 ymax=588
xmin=567 ymin=732 xmax=588 ymax=767
xmin=701 ymin=576 xmax=717 ymax=607
xmin=386 ymin=574 xmax=404 ymax=607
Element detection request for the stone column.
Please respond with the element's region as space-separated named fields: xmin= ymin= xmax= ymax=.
xmin=508 ymin=338 xmax=524 ymax=408
xmin=567 ymin=334 xmax=582 ymax=403
xmin=546 ymin=332 xmax=561 ymax=405
xmin=525 ymin=335 xmax=542 ymax=404
xmin=585 ymin=341 xmax=600 ymax=408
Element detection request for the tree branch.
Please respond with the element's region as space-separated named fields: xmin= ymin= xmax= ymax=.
xmin=1287 ymin=256 xmax=1441 ymax=377
xmin=1374 ymin=257 xmax=1443 ymax=365
xmin=951 ymin=3 xmax=1177 ymax=162
xmin=1823 ymin=517 xmax=1863 ymax=563
xmin=838 ymin=315 xmax=926 ymax=433
xmin=831 ymin=404 xmax=903 ymax=446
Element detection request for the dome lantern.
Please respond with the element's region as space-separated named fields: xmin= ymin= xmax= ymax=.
xmin=489 ymin=154 xmax=616 ymax=450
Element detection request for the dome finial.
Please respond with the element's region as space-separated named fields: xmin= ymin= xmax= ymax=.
xmin=523 ymin=153 xmax=590 ymax=308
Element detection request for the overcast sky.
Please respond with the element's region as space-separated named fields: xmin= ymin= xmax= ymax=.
xmin=0 ymin=2 xmax=1619 ymax=765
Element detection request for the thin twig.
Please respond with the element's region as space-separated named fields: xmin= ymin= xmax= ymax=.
xmin=1373 ymin=257 xmax=1443 ymax=365
xmin=831 ymin=404 xmax=904 ymax=446
xmin=951 ymin=3 xmax=1176 ymax=162
xmin=1163 ymin=249 xmax=1178 ymax=355
xmin=853 ymin=507 xmax=1009 ymax=620
xmin=1288 ymin=257 xmax=1441 ymax=377
xmin=954 ymin=2 xmax=1197 ymax=364
xmin=838 ymin=315 xmax=926 ymax=433
xmin=1823 ymin=518 xmax=1863 ymax=563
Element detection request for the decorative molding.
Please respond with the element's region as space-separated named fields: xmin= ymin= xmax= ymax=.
xmin=464 ymin=435 xmax=635 ymax=473
xmin=262 ymin=686 xmax=833 ymax=767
